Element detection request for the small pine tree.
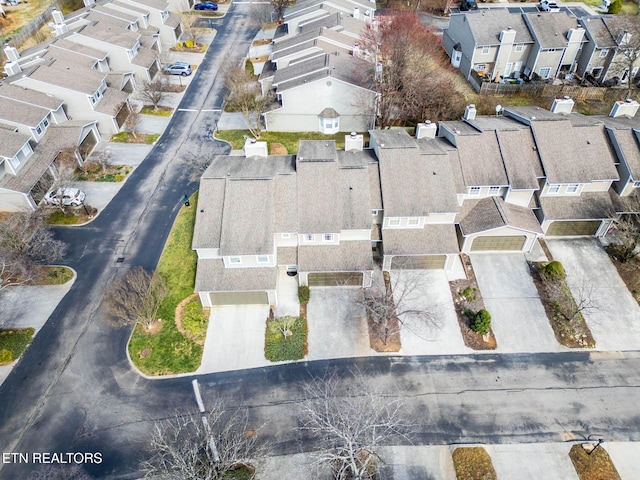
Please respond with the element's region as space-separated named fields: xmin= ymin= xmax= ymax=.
xmin=471 ymin=309 xmax=491 ymax=335
xmin=298 ymin=285 xmax=310 ymax=304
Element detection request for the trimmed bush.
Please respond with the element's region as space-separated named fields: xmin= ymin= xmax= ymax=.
xmin=181 ymin=300 xmax=208 ymax=337
xmin=541 ymin=260 xmax=566 ymax=282
xmin=471 ymin=309 xmax=492 ymax=335
xmin=608 ymin=0 xmax=622 ymax=14
xmin=298 ymin=285 xmax=310 ymax=304
xmin=184 ymin=39 xmax=195 ymax=49
xmin=0 ymin=349 xmax=13 ymax=364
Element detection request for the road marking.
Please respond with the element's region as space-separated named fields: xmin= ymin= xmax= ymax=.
xmin=201 ymin=109 xmax=221 ymax=112
xmin=178 ymin=108 xmax=199 ymax=112
xmin=192 ymin=379 xmax=206 ymax=413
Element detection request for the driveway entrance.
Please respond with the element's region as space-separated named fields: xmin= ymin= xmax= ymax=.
xmin=547 ymin=238 xmax=640 ymax=350
xmin=470 ymin=253 xmax=562 ymax=353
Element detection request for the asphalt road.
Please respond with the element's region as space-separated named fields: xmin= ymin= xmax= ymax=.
xmin=2 ymin=6 xmax=640 ymax=480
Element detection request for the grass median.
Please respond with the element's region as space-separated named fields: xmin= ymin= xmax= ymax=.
xmin=128 ymin=192 xmax=204 ymax=375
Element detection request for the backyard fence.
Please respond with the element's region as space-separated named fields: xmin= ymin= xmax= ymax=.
xmin=477 ymin=81 xmax=607 ymax=101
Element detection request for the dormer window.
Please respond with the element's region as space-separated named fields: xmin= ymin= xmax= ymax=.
xmin=323 ymin=234 xmax=334 ymax=242
xmin=488 ymin=186 xmax=500 ymax=195
xmin=548 ymin=184 xmax=560 ymax=194
xmin=514 ymin=43 xmax=523 ymax=52
xmin=469 ymin=186 xmax=481 ymax=196
xmin=566 ymin=183 xmax=580 ymax=193
xmin=600 ymin=48 xmax=609 ymax=58
xmin=481 ymin=46 xmax=490 ymax=55
xmin=229 ymin=256 xmax=241 ymax=264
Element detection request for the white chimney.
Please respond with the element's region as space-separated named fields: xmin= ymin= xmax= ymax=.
xmin=353 ymin=7 xmax=360 ymax=19
xmin=416 ymin=121 xmax=437 ymax=140
xmin=83 ymin=0 xmax=96 ymax=6
xmin=618 ymin=30 xmax=632 ymax=45
xmin=464 ymin=104 xmax=477 ymax=121
xmin=610 ymin=98 xmax=640 ymax=118
xmin=52 ymin=9 xmax=65 ymax=25
xmin=345 ymin=132 xmax=364 ymax=151
xmin=4 ymin=46 xmax=19 ymax=62
xmin=53 ymin=23 xmax=69 ymax=36
xmin=243 ymin=138 xmax=268 ymax=158
xmin=550 ymin=96 xmax=574 ymax=114
xmin=499 ymin=28 xmax=516 ymax=44
xmin=4 ymin=61 xmax=22 ymax=77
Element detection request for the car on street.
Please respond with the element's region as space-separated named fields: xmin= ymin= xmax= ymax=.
xmin=162 ymin=62 xmax=193 ymax=76
xmin=538 ymin=0 xmax=560 ymax=11
xmin=44 ymin=187 xmax=86 ymax=207
xmin=194 ymin=1 xmax=218 ymax=10
xmin=460 ymin=0 xmax=478 ymax=10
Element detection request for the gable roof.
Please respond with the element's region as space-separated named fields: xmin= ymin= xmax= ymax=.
xmin=459 ymin=196 xmax=543 ymax=235
xmin=580 ymin=16 xmax=617 ymax=48
xmin=523 ymin=11 xmax=584 ymax=49
xmin=25 ymin=58 xmax=106 ymax=95
xmin=537 ymin=191 xmax=615 ymax=220
xmin=0 ymin=96 xmax=50 ymax=127
xmin=381 ymin=224 xmax=460 ymax=255
xmin=0 ymin=129 xmax=30 ymax=159
xmin=530 ymin=120 xmax=619 ymax=183
xmin=603 ymin=116 xmax=640 ymax=180
xmin=456 ymin=10 xmax=534 ymax=46
xmin=0 ymin=83 xmax=64 ymax=111
xmin=194 ymin=259 xmax=277 ymax=292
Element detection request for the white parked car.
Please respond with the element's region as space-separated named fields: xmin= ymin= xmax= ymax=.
xmin=539 ymin=0 xmax=560 ymax=11
xmin=44 ymin=188 xmax=86 ymax=207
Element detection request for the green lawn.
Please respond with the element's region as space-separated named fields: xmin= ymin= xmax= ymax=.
xmin=0 ymin=328 xmax=35 ymax=365
xmin=569 ymin=443 xmax=621 ymax=480
xmin=572 ymin=0 xmax=637 ymax=14
xmin=451 ymin=447 xmax=497 ymax=480
xmin=140 ymin=105 xmax=173 ymax=116
xmin=215 ymin=130 xmax=369 ymax=154
xmin=128 ymin=192 xmax=203 ymax=375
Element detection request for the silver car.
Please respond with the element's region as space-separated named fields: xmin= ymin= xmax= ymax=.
xmin=44 ymin=187 xmax=86 ymax=207
xmin=162 ymin=62 xmax=192 ymax=76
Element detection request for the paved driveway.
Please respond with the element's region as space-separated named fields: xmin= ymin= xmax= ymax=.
xmin=197 ymin=304 xmax=271 ymax=374
xmin=547 ymin=238 xmax=640 ymax=351
xmin=390 ymin=269 xmax=470 ymax=356
xmin=306 ymin=288 xmax=371 ymax=361
xmin=471 ymin=254 xmax=563 ymax=353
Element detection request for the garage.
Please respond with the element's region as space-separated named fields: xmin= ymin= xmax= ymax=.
xmin=546 ymin=220 xmax=601 ymax=236
xmin=470 ymin=236 xmax=526 ymax=251
xmin=308 ymin=272 xmax=363 ymax=287
xmin=391 ymin=255 xmax=446 ymax=269
xmin=209 ymin=291 xmax=268 ymax=305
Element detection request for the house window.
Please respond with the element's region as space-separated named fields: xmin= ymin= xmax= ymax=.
xmin=281 ymin=233 xmax=290 ymax=238
xmin=488 ymin=186 xmax=501 ymax=195
xmin=229 ymin=256 xmax=241 ymax=264
xmin=305 ymin=234 xmax=314 ymax=241
xmin=545 ymin=48 xmax=556 ymax=53
xmin=257 ymin=255 xmax=269 ymax=263
xmin=323 ymin=234 xmax=334 ymax=242
xmin=36 ymin=125 xmax=42 ymax=135
xmin=566 ymin=183 xmax=580 ymax=193
xmin=514 ymin=44 xmax=523 ymax=52
xmin=633 ymin=180 xmax=640 ymax=188
xmin=592 ymin=67 xmax=603 ymax=78
xmin=21 ymin=144 xmax=31 ymax=156
xmin=548 ymin=184 xmax=560 ymax=194
xmin=599 ymin=48 xmax=609 ymax=58
xmin=43 ymin=118 xmax=49 ymax=128
xmin=481 ymin=46 xmax=490 ymax=55
xmin=539 ymin=67 xmax=551 ymax=78
xmin=407 ymin=218 xmax=419 ymax=226
xmin=372 ymin=209 xmax=382 ymax=215
xmin=388 ymin=218 xmax=400 ymax=227
xmin=319 ymin=114 xmax=340 ymax=134
xmin=469 ymin=186 xmax=481 ymax=196
xmin=504 ymin=63 xmax=513 ymax=77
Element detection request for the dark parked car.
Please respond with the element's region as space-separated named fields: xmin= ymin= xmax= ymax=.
xmin=460 ymin=0 xmax=478 ymax=10
xmin=195 ymin=1 xmax=218 ymax=10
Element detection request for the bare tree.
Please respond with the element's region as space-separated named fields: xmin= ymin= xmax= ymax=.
xmin=181 ymin=12 xmax=207 ymax=46
xmin=603 ymin=16 xmax=640 ymax=97
xmin=143 ymin=399 xmax=268 ymax=479
xmin=357 ymin=269 xmax=443 ymax=345
xmin=357 ymin=12 xmax=464 ymax=128
xmin=140 ymin=77 xmax=167 ymax=111
xmin=560 ymin=283 xmax=600 ymax=322
xmin=249 ymin=3 xmax=274 ymax=28
xmin=298 ymin=369 xmax=412 ymax=480
xmin=271 ymin=0 xmax=291 ymax=23
xmin=609 ymin=194 xmax=640 ymax=262
xmin=47 ymin=162 xmax=78 ymax=212
xmin=0 ymin=211 xmax=66 ymax=292
xmin=224 ymin=64 xmax=269 ymax=138
xmin=124 ymin=103 xmax=141 ymax=140
xmin=104 ymin=267 xmax=168 ymax=330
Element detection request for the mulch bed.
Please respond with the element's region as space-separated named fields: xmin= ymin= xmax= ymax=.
xmin=175 ymin=293 xmax=209 ymax=345
xmin=529 ymin=262 xmax=595 ymax=348
xmin=569 ymin=443 xmax=621 ymax=480
xmin=605 ymin=248 xmax=640 ymax=306
xmin=449 ymin=254 xmax=497 ymax=350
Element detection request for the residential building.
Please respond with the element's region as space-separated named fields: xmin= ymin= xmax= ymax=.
xmin=602 ymin=99 xmax=640 ymax=196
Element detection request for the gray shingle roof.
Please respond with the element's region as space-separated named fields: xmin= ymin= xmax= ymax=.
xmin=459 ymin=196 xmax=543 ymax=235
xmin=369 ymin=128 xmax=417 ymax=149
xmin=28 ymin=58 xmax=106 ymax=95
xmin=531 ymin=120 xmax=619 ymax=183
xmin=496 ymin=129 xmax=542 ymax=190
xmin=580 ymin=16 xmax=617 ymax=48
xmin=94 ymin=88 xmax=130 ymax=116
xmin=50 ymin=38 xmax=108 ymax=60
xmin=457 ymin=10 xmax=534 ymax=46
xmin=537 ymin=191 xmax=615 ymax=220
xmin=381 ymin=224 xmax=460 ymax=255
xmin=447 ymin=129 xmax=509 ymax=187
xmin=298 ymin=240 xmax=373 ymax=271
xmin=76 ymin=20 xmax=139 ymax=49
xmin=0 ymin=96 xmax=50 ymax=127
xmin=0 ymin=129 xmax=30 ymax=159
xmin=0 ymin=83 xmax=64 ymax=111
xmin=194 ymin=259 xmax=277 ymax=292
xmin=607 ymin=127 xmax=640 ymax=180
xmin=524 ymin=11 xmax=584 ymax=49
xmin=220 ymin=178 xmax=275 ymax=255
xmin=377 ymin=137 xmax=459 ymax=217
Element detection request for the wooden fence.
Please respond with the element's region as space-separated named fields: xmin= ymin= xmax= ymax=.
xmin=478 ymin=81 xmax=607 ymax=101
